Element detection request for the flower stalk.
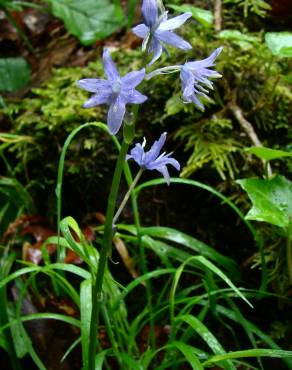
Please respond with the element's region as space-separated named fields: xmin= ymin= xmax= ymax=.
xmin=113 ymin=168 xmax=144 ymax=226
xmin=88 ymin=141 xmax=129 ymax=370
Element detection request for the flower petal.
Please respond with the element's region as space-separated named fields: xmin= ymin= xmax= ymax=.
xmin=145 ymin=132 xmax=167 ymax=164
xmin=148 ymin=154 xmax=180 ymax=171
xmin=142 ymin=0 xmax=158 ymax=27
xmin=122 ymin=90 xmax=148 ymax=104
xmin=121 ymin=69 xmax=146 ymax=89
xmin=103 ymin=48 xmax=120 ymax=81
xmin=159 ymin=12 xmax=192 ymax=31
xmin=156 ymin=165 xmax=170 ymax=185
xmin=77 ymin=78 xmax=111 ymax=93
xmin=155 ymin=30 xmax=192 ymax=50
xmin=132 ymin=23 xmax=149 ymax=38
xmin=180 ymin=68 xmax=194 ymax=102
xmin=186 ymin=47 xmax=223 ymax=70
xmin=83 ymin=92 xmax=111 ymax=108
xmin=128 ymin=143 xmax=145 ymax=166
xmin=148 ymin=37 xmax=163 ymax=65
xmin=191 ymin=94 xmax=205 ymax=111
xmin=107 ymin=96 xmax=126 ymax=135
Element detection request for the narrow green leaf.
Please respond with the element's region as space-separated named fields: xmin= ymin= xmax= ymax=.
xmin=81 ymin=279 xmax=92 ymax=370
xmin=204 ymin=349 xmax=292 ymax=365
xmin=95 ymin=349 xmax=110 ymax=369
xmin=171 ymin=341 xmax=204 ymax=370
xmin=0 ymin=331 xmax=8 ymax=351
xmin=113 ymin=268 xmax=175 ymax=311
xmin=177 ymin=314 xmax=235 ymax=370
xmin=195 ymin=256 xmax=252 ymax=307
xmin=119 ymin=352 xmax=144 ymax=369
xmin=134 ymin=177 xmax=256 ymax=238
xmin=61 ymin=337 xmax=81 ymax=362
xmin=215 ymin=304 xmax=292 ymax=369
xmin=140 ymin=226 xmax=238 ymax=277
xmin=0 ymin=263 xmax=90 ymax=290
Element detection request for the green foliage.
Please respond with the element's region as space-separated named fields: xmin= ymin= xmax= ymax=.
xmin=218 ymin=30 xmax=260 ymax=50
xmin=224 ymin=0 xmax=271 ymax=18
xmin=175 ymin=118 xmax=241 ymax=179
xmin=0 ymin=58 xmax=30 ymax=92
xmin=45 ymin=0 xmax=125 ymax=46
xmin=237 ymin=175 xmax=292 ymax=229
xmin=246 ymin=146 xmax=292 ymax=161
xmin=0 ymin=177 xmax=34 ymax=236
xmin=168 ymin=4 xmax=213 ymax=28
xmin=265 ymin=32 xmax=292 ymax=58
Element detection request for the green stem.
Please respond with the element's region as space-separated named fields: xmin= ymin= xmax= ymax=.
xmin=88 ymin=141 xmax=129 ymax=370
xmin=113 ymin=168 xmax=143 ymax=225
xmin=287 ymin=221 xmax=292 ymax=286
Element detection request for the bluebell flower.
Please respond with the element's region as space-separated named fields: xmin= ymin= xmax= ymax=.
xmin=126 ymin=132 xmax=180 ymax=184
xmin=77 ymin=48 xmax=147 ymax=135
xmin=180 ymin=47 xmax=223 ymax=110
xmin=132 ymin=0 xmax=192 ymax=65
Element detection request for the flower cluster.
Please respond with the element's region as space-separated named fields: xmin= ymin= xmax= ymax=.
xmin=77 ymin=0 xmax=223 ymax=183
xmin=78 ymin=49 xmax=147 ymax=135
xmin=126 ymin=132 xmax=180 ymax=184
xmin=132 ymin=0 xmax=192 ymax=65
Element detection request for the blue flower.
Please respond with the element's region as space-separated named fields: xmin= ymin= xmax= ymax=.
xmin=180 ymin=47 xmax=223 ymax=110
xmin=126 ymin=132 xmax=180 ymax=184
xmin=77 ymin=48 xmax=147 ymax=135
xmin=132 ymin=0 xmax=192 ymax=65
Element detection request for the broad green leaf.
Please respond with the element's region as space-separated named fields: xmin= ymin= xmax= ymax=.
xmin=246 ymin=146 xmax=292 ymax=161
xmin=265 ymin=32 xmax=292 ymax=58
xmin=237 ymin=175 xmax=292 ymax=228
xmin=0 ymin=58 xmax=30 ymax=92
xmin=218 ymin=30 xmax=259 ymax=50
xmin=46 ymin=0 xmax=125 ymax=45
xmin=168 ymin=4 xmax=213 ymax=28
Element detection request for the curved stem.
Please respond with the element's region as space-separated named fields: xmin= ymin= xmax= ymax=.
xmin=88 ymin=141 xmax=129 ymax=370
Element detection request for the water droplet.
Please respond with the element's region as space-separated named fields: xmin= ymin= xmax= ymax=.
xmin=97 ymin=292 xmax=104 ymax=302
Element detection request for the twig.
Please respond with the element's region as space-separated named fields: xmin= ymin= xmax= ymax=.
xmin=229 ymin=103 xmax=272 ymax=177
xmin=214 ymin=0 xmax=222 ymax=32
